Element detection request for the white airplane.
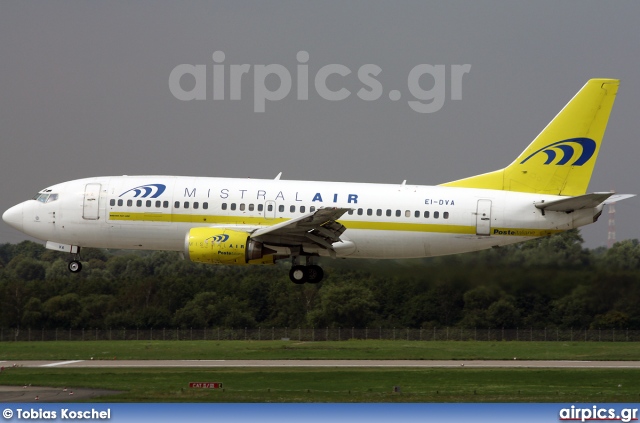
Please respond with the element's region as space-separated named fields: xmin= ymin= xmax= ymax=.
xmin=2 ymin=79 xmax=632 ymax=284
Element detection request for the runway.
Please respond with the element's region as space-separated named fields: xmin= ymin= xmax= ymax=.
xmin=4 ymin=359 xmax=640 ymax=368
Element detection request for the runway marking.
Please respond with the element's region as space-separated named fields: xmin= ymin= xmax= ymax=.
xmin=8 ymin=360 xmax=640 ymax=369
xmin=41 ymin=360 xmax=84 ymax=367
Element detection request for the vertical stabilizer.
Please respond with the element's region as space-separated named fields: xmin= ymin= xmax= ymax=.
xmin=441 ymin=79 xmax=619 ymax=195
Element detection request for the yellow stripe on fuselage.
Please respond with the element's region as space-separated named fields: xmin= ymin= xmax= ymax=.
xmin=108 ymin=212 xmax=560 ymax=237
xmin=109 ymin=211 xmax=282 ymax=225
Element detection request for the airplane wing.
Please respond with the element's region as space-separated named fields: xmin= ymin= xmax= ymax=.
xmin=250 ymin=207 xmax=352 ymax=252
xmin=534 ymin=192 xmax=635 ymax=212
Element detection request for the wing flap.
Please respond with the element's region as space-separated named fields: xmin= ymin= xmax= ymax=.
xmin=251 ymin=207 xmax=352 ymax=251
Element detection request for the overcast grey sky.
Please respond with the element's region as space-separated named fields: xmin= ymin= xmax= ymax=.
xmin=1 ymin=1 xmax=639 ymax=248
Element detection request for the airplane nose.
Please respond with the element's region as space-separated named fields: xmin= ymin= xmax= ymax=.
xmin=2 ymin=203 xmax=24 ymax=232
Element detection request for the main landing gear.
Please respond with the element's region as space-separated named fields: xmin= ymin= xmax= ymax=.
xmin=289 ymin=257 xmax=324 ymax=284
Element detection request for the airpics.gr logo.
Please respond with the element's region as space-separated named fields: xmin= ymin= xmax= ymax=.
xmin=119 ymin=184 xmax=166 ymax=198
xmin=205 ymin=234 xmax=230 ymax=243
xmin=520 ymin=138 xmax=596 ymax=166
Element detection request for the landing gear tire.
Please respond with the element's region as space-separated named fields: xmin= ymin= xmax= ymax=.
xmin=289 ymin=265 xmax=307 ymax=284
xmin=68 ymin=260 xmax=82 ymax=273
xmin=306 ymin=265 xmax=324 ymax=284
xmin=289 ymin=264 xmax=324 ymax=284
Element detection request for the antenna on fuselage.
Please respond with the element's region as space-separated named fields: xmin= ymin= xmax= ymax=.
xmin=274 ymin=172 xmax=282 ymax=180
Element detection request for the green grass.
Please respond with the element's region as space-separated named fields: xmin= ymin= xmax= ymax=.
xmin=2 ymin=340 xmax=640 ymax=361
xmin=3 ymin=340 xmax=640 ymax=402
xmin=1 ymin=367 xmax=639 ymax=402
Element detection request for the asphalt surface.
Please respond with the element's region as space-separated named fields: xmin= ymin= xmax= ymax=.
xmin=4 ymin=359 xmax=640 ymax=368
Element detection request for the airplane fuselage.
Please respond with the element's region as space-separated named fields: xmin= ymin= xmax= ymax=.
xmin=6 ymin=175 xmax=600 ymax=259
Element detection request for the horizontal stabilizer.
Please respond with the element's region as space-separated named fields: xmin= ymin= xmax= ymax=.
xmin=603 ymin=194 xmax=636 ymax=204
xmin=534 ymin=192 xmax=633 ymax=212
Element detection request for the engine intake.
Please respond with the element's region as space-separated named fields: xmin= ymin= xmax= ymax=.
xmin=185 ymin=228 xmax=275 ymax=265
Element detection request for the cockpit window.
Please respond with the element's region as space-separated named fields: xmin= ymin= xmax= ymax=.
xmin=33 ymin=193 xmax=49 ymax=203
xmin=32 ymin=193 xmax=58 ymax=203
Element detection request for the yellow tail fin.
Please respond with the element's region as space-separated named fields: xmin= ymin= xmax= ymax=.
xmin=441 ymin=79 xmax=619 ymax=196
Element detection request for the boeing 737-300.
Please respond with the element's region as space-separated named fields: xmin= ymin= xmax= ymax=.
xmin=2 ymin=79 xmax=633 ymax=283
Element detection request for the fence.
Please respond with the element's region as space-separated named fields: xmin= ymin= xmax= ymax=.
xmin=1 ymin=327 xmax=638 ymax=342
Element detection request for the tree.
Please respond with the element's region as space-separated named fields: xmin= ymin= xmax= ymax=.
xmin=21 ymin=298 xmax=44 ymax=328
xmin=591 ymin=310 xmax=629 ymax=329
xmin=173 ymin=292 xmax=218 ymax=328
xmin=487 ymin=297 xmax=521 ymax=328
xmin=11 ymin=258 xmax=46 ymax=281
xmin=43 ymin=293 xmax=84 ymax=328
xmin=458 ymin=286 xmax=502 ymax=328
xmin=307 ymin=284 xmax=378 ymax=328
xmin=550 ymin=285 xmax=594 ymax=328
xmin=604 ymin=239 xmax=640 ymax=270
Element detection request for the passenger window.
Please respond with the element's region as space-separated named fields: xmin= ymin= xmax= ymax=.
xmin=267 ymin=204 xmax=273 ymax=212
xmin=434 ymin=211 xmax=440 ymax=219
xmin=174 ymin=201 xmax=180 ymax=209
xmin=443 ymin=211 xmax=449 ymax=219
xmin=300 ymin=206 xmax=305 ymax=213
xmin=222 ymin=203 xmax=227 ymax=210
xmin=415 ymin=210 xmax=420 ymax=218
xmin=290 ymin=205 xmax=295 ymax=213
xmin=405 ymin=210 xmax=410 ymax=217
xmin=127 ymin=200 xmax=133 ymax=207
xmin=193 ymin=202 xmax=199 ymax=209
xmin=118 ymin=199 xmax=123 ymax=207
xmin=348 ymin=210 xmax=354 ymax=215
xmin=278 ymin=205 xmax=284 ymax=212
xmin=357 ymin=208 xmax=363 ymax=216
xmin=239 ymin=203 xmax=245 ymax=211
xmin=376 ymin=209 xmax=382 ymax=216
xmin=395 ymin=210 xmax=401 ymax=217
xmin=155 ymin=200 xmax=161 ymax=208
xmin=110 ymin=199 xmax=115 ymax=206
xmin=424 ymin=211 xmax=430 ymax=218
xmin=367 ymin=209 xmax=373 ymax=216
xmin=146 ymin=200 xmax=152 ymax=207
xmin=258 ymin=204 xmax=264 ymax=212
xmin=249 ymin=204 xmax=254 ymax=211
xmin=310 ymin=206 xmax=316 ymax=212
xmin=163 ymin=201 xmax=169 ymax=208
xmin=230 ymin=203 xmax=236 ymax=211
xmin=203 ymin=202 xmax=208 ymax=210
xmin=184 ymin=202 xmax=190 ymax=209
xmin=386 ymin=209 xmax=392 ymax=217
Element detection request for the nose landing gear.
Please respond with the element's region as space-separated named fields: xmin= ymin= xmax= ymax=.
xmin=67 ymin=248 xmax=83 ymax=273
xmin=68 ymin=260 xmax=83 ymax=273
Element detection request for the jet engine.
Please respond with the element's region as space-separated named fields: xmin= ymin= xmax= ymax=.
xmin=185 ymin=228 xmax=275 ymax=265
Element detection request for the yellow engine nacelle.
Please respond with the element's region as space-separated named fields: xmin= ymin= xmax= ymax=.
xmin=184 ymin=228 xmax=275 ymax=265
